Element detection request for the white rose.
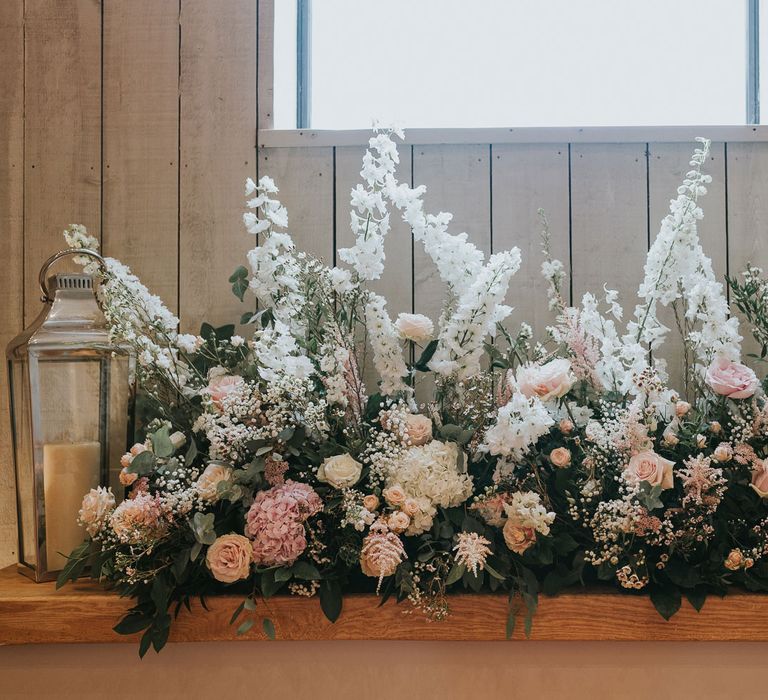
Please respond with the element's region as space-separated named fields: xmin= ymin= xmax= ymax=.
xmin=516 ymin=359 xmax=575 ymax=402
xmin=395 ymin=313 xmax=434 ymax=344
xmin=317 ymin=453 xmax=362 ymax=489
xmin=196 ymin=462 xmax=234 ymax=502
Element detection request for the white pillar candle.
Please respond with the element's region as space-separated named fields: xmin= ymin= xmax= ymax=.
xmin=43 ymin=441 xmax=101 ymax=571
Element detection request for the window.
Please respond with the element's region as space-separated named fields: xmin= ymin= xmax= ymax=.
xmin=272 ymin=0 xmax=761 ymax=129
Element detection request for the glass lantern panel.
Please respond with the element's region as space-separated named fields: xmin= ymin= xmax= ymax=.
xmin=9 ymin=359 xmax=36 ymax=568
xmin=35 ymin=357 xmax=104 ymax=571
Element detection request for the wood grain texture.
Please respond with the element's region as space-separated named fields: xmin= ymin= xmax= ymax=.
xmin=1 ymin=566 xmax=767 ymax=645
xmin=726 ymin=142 xmax=768 ymax=360
xmin=259 ymin=146 xmax=334 ymax=262
xmin=0 ymin=0 xmax=25 ymax=568
xmin=102 ymin=0 xmax=180 ymax=312
xmin=256 ymin=0 xmax=274 ymax=131
xmin=24 ymin=0 xmax=102 ymax=324
xmin=647 ymin=142 xmax=727 ymax=394
xmin=179 ymin=0 xmax=257 ymax=332
xmin=492 ymin=144 xmax=571 ymax=338
xmin=570 ymin=143 xmax=648 ymax=306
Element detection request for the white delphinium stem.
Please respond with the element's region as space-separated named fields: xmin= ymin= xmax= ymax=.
xmin=429 ymin=250 xmax=521 ymax=379
xmin=251 ymin=319 xmax=314 ymax=383
xmin=481 ymin=391 xmax=554 ymax=460
xmin=365 ymin=293 xmax=411 ymax=396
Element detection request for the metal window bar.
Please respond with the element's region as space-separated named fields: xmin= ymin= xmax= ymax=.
xmin=297 ymin=0 xmax=311 ymax=129
xmin=748 ymin=0 xmax=760 ymax=124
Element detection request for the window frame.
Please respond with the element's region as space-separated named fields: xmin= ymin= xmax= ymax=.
xmin=258 ymin=0 xmax=768 ymax=147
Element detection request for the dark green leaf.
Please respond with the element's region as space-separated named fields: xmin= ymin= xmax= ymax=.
xmin=228 ymin=265 xmax=248 ymax=283
xmin=319 ymin=579 xmax=343 ymax=623
xmin=505 ymin=607 xmax=516 ymax=640
xmin=262 ymin=618 xmax=276 ymax=640
xmin=237 ymin=619 xmax=255 ymax=635
xmin=55 ymin=540 xmax=91 ymax=589
xmin=685 ymin=589 xmax=707 ymax=612
xmin=650 ymin=587 xmax=682 ymax=620
xmin=664 ymin=558 xmax=700 ymax=589
xmin=114 ymin=612 xmax=153 ymax=636
xmin=445 ymin=563 xmax=466 ymax=586
xmin=291 ymin=561 xmax=321 ymax=580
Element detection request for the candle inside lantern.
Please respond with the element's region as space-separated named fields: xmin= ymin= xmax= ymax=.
xmin=43 ymin=441 xmax=101 ymax=570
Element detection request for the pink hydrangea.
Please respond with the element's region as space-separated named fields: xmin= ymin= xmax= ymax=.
xmin=245 ymin=480 xmax=322 ymax=567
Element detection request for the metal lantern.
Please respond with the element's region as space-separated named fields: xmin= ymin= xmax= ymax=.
xmin=6 ymin=249 xmax=135 ymax=581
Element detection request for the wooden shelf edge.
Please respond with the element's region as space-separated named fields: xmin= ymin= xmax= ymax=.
xmin=1 ymin=566 xmax=768 ymax=645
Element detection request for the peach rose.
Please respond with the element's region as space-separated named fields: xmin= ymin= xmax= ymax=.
xmin=503 ymin=520 xmax=536 ymax=555
xmin=549 ymin=447 xmax=572 ymax=468
xmin=713 ymin=443 xmax=733 ymax=463
xmin=362 ymin=494 xmax=380 ymax=511
xmin=558 ymin=419 xmax=574 ymax=435
xmin=516 ymin=359 xmax=575 ymax=402
xmin=206 ymin=534 xmax=253 ymax=583
xmin=710 ymin=421 xmax=722 ymax=434
xmin=119 ymin=467 xmax=138 ymax=487
xmin=402 ymin=498 xmax=421 ymax=516
xmin=751 ymin=460 xmax=768 ymax=499
xmin=394 ymin=313 xmax=434 ymax=344
xmin=206 ymin=375 xmax=245 ymax=410
xmin=705 ymin=358 xmax=759 ymax=399
xmin=196 ymin=462 xmax=234 ymax=502
xmin=724 ymin=549 xmax=745 ymax=571
xmin=404 ymin=414 xmax=433 ymax=446
xmin=625 ymin=450 xmax=675 ymax=490
xmin=387 ymin=511 xmax=411 ymax=533
xmin=675 ymin=400 xmax=691 ymax=417
xmin=383 ymin=484 xmax=406 ymax=506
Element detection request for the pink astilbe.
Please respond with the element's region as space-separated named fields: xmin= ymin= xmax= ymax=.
xmin=678 ymin=454 xmax=727 ymax=510
xmin=246 ymin=480 xmax=322 ymax=566
xmin=552 ymin=307 xmax=603 ymax=389
xmin=360 ymin=521 xmax=406 ymax=591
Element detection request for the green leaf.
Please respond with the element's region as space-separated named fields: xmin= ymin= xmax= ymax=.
xmin=244 ymin=597 xmax=257 ymax=612
xmin=445 ymin=563 xmax=466 ymax=586
xmin=413 ymin=339 xmax=438 ymax=371
xmin=637 ymin=482 xmax=664 ymax=511
xmin=55 ymin=540 xmax=91 ymax=588
xmin=237 ymin=618 xmax=255 ymax=636
xmin=190 ymin=541 xmax=203 ymax=562
xmin=114 ymin=612 xmax=153 ymax=636
xmin=274 ymin=567 xmax=293 ymax=582
xmin=505 ymin=607 xmax=516 ymax=640
xmin=262 ymin=618 xmax=276 ymax=640
xmin=229 ymin=601 xmax=246 ymax=626
xmin=228 ymin=265 xmax=248 ymax=283
xmin=231 ymin=277 xmax=249 ymax=302
xmin=685 ymin=589 xmax=707 ymax=612
xmin=185 ymin=438 xmax=198 ymax=466
xmin=664 ymin=558 xmax=700 ymax=589
xmin=139 ymin=628 xmax=153 ymax=658
xmin=191 ymin=512 xmax=217 ymax=545
xmin=291 ymin=561 xmax=321 ymax=580
xmin=484 ymin=563 xmax=505 ymax=581
xmin=650 ymin=587 xmax=682 ymax=620
xmin=172 ymin=548 xmax=190 ymax=582
xmin=151 ymin=426 xmax=174 ymax=459
xmin=319 ymin=579 xmax=343 ymax=623
xmin=127 ymin=450 xmax=156 ymax=476
xmin=241 ymin=311 xmax=255 ymax=325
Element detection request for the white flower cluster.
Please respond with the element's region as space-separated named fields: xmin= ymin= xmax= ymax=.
xmin=251 ymin=319 xmax=314 ymax=383
xmin=385 ymin=440 xmax=473 ymax=535
xmin=365 ymin=293 xmax=410 ymax=396
xmin=481 ymin=392 xmax=554 ymax=459
xmin=429 ymin=250 xmax=521 ymax=379
xmin=319 ymin=341 xmax=350 ymax=407
xmin=503 ymin=491 xmax=556 ymax=536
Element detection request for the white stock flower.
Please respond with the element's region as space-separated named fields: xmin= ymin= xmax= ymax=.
xmin=365 ymin=293 xmax=410 ymax=396
xmin=482 ymin=392 xmax=555 ymax=459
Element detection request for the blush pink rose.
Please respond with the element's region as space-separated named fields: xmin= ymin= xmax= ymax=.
xmin=751 ymin=460 xmax=768 ymax=499
xmin=206 ymin=375 xmax=245 ymax=410
xmin=625 ymin=450 xmax=675 ymax=490
xmin=206 ymin=533 xmax=253 ymax=583
xmin=404 ymin=414 xmax=433 ymax=446
xmin=516 ymin=359 xmax=575 ymax=402
xmin=705 ymin=358 xmax=759 ymax=399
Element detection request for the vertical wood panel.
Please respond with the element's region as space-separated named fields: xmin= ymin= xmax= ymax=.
xmin=648 ymin=142 xmax=727 ymax=392
xmin=335 ymin=145 xmax=413 ymax=317
xmin=24 ymin=0 xmax=102 ymax=324
xmin=179 ymin=0 xmax=257 ymax=332
xmin=257 ymin=0 xmax=274 ymax=132
xmin=259 ymin=147 xmax=334 ymax=263
xmin=492 ymin=144 xmax=570 ymax=337
xmin=726 ymin=142 xmax=768 ymax=359
xmin=103 ymin=0 xmax=180 ymax=312
xmin=0 ymin=0 xmax=25 ymax=568
xmin=412 ymin=145 xmax=492 ymax=324
xmin=570 ymin=144 xmax=647 ymax=307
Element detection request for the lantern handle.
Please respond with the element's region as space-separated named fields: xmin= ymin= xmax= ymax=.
xmin=39 ymin=248 xmax=107 ymax=303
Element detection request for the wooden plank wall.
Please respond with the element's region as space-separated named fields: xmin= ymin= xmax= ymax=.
xmin=2 ymin=0 xmax=768 ymax=567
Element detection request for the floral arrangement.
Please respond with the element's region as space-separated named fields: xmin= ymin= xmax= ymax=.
xmin=59 ymin=129 xmax=768 ymax=655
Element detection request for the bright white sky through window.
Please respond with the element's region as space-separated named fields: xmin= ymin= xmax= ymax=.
xmin=273 ymin=0 xmax=748 ymax=129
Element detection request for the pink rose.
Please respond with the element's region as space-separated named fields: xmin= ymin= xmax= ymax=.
xmin=206 ymin=534 xmax=253 ymax=583
xmin=516 ymin=359 xmax=575 ymax=402
xmin=404 ymin=414 xmax=433 ymax=446
xmin=625 ymin=450 xmax=675 ymax=490
xmin=751 ymin=460 xmax=768 ymax=499
xmin=362 ymin=494 xmax=379 ymax=511
xmin=549 ymin=447 xmax=572 ymax=468
xmin=402 ymin=498 xmax=421 ymax=516
xmin=705 ymin=358 xmax=759 ymax=400
xmin=503 ymin=520 xmax=536 ymax=555
xmin=206 ymin=375 xmax=245 ymax=410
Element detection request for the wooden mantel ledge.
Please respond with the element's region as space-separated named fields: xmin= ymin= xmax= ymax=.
xmin=1 ymin=565 xmax=768 ymax=645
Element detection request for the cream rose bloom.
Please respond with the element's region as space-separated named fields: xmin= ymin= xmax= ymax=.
xmin=503 ymin=520 xmax=537 ymax=555
xmin=516 ymin=359 xmax=575 ymax=402
xmin=317 ymin=453 xmax=362 ymax=489
xmin=387 ymin=511 xmax=411 ymax=533
xmin=362 ymin=494 xmax=380 ymax=511
xmin=206 ymin=533 xmax=253 ymax=583
xmin=404 ymin=414 xmax=433 ymax=446
xmin=549 ymin=447 xmax=571 ymax=468
xmin=394 ymin=313 xmax=434 ymax=344
xmin=625 ymin=450 xmax=675 ymax=490
xmin=383 ymin=484 xmax=406 ymax=506
xmin=196 ymin=462 xmax=234 ymax=502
